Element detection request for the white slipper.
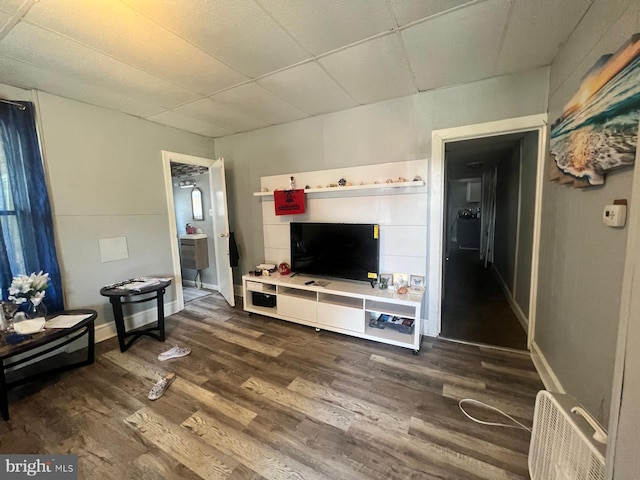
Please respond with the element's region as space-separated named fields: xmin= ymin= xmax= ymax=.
xmin=148 ymin=373 xmax=176 ymax=401
xmin=157 ymin=345 xmax=191 ymax=361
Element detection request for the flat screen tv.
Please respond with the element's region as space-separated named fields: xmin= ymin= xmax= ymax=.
xmin=290 ymin=222 xmax=379 ymax=283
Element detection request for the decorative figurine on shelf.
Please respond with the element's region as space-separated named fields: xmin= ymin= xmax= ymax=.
xmin=413 ymin=175 xmax=422 ymax=182
xmin=305 ymin=185 xmax=310 ymax=190
xmin=338 ymin=177 xmax=347 ymax=186
xmin=289 ymin=176 xmax=295 ymax=190
xmin=278 ymin=262 xmax=291 ymax=275
xmin=262 ymin=187 xmax=269 ymax=192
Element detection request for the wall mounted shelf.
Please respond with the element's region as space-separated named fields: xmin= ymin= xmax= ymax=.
xmin=253 ymin=180 xmax=425 ymax=197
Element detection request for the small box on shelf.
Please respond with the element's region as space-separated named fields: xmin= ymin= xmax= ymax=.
xmin=252 ymin=292 xmax=276 ymax=308
xmin=368 ymin=313 xmax=414 ymax=334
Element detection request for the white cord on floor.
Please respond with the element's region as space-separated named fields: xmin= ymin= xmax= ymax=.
xmin=458 ymin=398 xmax=532 ymax=433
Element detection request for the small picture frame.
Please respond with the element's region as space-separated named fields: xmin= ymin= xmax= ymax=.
xmin=379 ymin=273 xmax=392 ymax=290
xmin=410 ymin=275 xmax=425 ymax=291
xmin=392 ymin=273 xmax=409 ymax=287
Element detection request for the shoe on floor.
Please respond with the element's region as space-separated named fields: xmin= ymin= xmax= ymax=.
xmin=148 ymin=372 xmax=176 ymax=401
xmin=157 ymin=345 xmax=191 ymax=361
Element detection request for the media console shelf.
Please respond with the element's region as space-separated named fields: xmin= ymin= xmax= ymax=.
xmin=242 ymin=273 xmax=424 ymax=353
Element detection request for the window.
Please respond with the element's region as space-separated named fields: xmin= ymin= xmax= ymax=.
xmin=0 ymin=135 xmax=26 ymax=274
xmin=0 ymin=101 xmax=64 ymax=311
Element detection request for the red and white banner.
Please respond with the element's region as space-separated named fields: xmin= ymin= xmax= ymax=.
xmin=274 ymin=189 xmax=306 ymax=216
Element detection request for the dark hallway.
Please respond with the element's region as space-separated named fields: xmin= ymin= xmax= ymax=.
xmin=440 ymin=248 xmax=528 ymax=350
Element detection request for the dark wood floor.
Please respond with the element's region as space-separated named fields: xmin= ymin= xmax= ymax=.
xmin=441 ymin=249 xmax=528 ymax=350
xmin=0 ymin=293 xmax=543 ymax=479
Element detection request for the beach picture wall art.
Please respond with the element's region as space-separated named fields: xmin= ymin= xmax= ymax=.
xmin=550 ymin=33 xmax=640 ymax=187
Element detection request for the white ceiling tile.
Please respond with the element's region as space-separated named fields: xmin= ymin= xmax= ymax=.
xmin=23 ymin=0 xmax=247 ymax=95
xmin=390 ymin=0 xmax=476 ymax=26
xmin=319 ymin=34 xmax=417 ymax=104
xmin=497 ymin=0 xmax=592 ymax=74
xmin=0 ymin=0 xmax=595 ymax=139
xmin=0 ymin=55 xmax=163 ymax=118
xmin=258 ymin=62 xmax=358 ymax=115
xmin=0 ymin=0 xmax=27 ymax=15
xmin=121 ymin=0 xmax=309 ymax=77
xmin=257 ymin=0 xmax=394 ymax=55
xmin=0 ymin=10 xmax=11 ymax=24
xmin=146 ymin=110 xmax=232 ymax=137
xmin=0 ymin=21 xmax=199 ymax=108
xmin=173 ymin=97 xmax=268 ymax=134
xmin=211 ymin=82 xmax=308 ymax=126
xmin=401 ymin=0 xmax=510 ymax=91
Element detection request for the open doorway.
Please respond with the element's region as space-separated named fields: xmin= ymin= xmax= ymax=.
xmin=161 ymin=151 xmax=236 ymax=311
xmin=440 ymin=132 xmax=538 ymax=350
xmin=429 ymin=114 xmax=547 ymax=350
xmin=170 ymin=161 xmax=217 ymax=303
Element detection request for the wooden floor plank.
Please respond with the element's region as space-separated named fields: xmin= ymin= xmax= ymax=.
xmin=288 ymin=377 xmax=411 ymax=436
xmin=242 ymin=376 xmax=353 ymax=431
xmin=1 ymin=295 xmax=542 ymax=479
xmin=370 ymin=353 xmax=487 ymax=390
xmin=125 ymin=408 xmax=236 ymax=479
xmin=183 ymin=410 xmax=330 ymax=480
xmin=409 ymin=416 xmax=529 ymax=476
xmin=179 ymin=317 xmax=284 ymax=357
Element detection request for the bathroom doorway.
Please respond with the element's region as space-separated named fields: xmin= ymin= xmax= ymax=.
xmin=161 ymin=152 xmax=235 ymax=310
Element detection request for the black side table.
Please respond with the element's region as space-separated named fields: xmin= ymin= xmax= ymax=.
xmin=100 ymin=279 xmax=171 ymax=353
xmin=0 ymin=309 xmax=97 ymax=421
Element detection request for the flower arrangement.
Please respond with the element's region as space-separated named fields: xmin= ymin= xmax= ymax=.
xmin=8 ymin=271 xmax=49 ymax=305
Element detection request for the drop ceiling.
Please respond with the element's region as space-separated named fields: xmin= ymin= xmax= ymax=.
xmin=0 ymin=0 xmax=593 ymax=139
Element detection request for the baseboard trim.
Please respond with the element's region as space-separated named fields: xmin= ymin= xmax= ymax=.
xmin=182 ymin=280 xmax=218 ymax=291
xmin=530 ymin=339 xmax=566 ymax=393
xmin=492 ymin=264 xmax=529 ymax=332
xmin=95 ymin=300 xmax=181 ymax=344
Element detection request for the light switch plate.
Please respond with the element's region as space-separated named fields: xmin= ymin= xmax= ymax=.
xmin=603 ymin=205 xmax=627 ymax=227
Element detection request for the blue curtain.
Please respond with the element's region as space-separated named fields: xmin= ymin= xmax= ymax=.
xmin=0 ymin=101 xmax=64 ymax=312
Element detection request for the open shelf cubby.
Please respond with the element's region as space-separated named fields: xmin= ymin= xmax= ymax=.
xmin=242 ymin=273 xmax=424 ymax=353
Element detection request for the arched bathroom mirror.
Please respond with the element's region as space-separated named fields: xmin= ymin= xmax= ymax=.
xmin=191 ymin=187 xmax=204 ymax=221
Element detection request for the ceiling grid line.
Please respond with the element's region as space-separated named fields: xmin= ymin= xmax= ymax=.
xmin=0 ymin=0 xmax=593 ymax=138
xmin=490 ymin=0 xmax=516 ymax=78
xmin=0 ymin=0 xmax=38 ymax=42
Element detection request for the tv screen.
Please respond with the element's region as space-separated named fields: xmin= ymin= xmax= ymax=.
xmin=290 ymin=222 xmax=379 ymax=283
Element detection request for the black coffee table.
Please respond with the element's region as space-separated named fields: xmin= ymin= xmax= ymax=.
xmin=0 ymin=308 xmax=97 ymax=421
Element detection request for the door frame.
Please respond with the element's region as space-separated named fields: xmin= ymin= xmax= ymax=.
xmin=161 ymin=150 xmax=217 ymax=311
xmin=428 ymin=114 xmax=548 ymax=348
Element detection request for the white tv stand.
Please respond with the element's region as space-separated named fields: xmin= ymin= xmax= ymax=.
xmin=242 ymin=273 xmax=424 ymax=353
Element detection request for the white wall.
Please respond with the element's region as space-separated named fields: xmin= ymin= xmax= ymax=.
xmin=6 ymin=88 xmax=216 ymax=326
xmin=536 ymin=0 xmax=639 ymax=425
xmin=609 ymin=128 xmax=640 ymax=479
xmin=215 ymin=67 xmax=550 ymax=306
xmin=514 ymin=131 xmax=539 ymax=318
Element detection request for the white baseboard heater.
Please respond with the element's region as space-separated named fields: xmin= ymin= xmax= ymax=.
xmin=529 ymin=390 xmax=607 ymax=480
